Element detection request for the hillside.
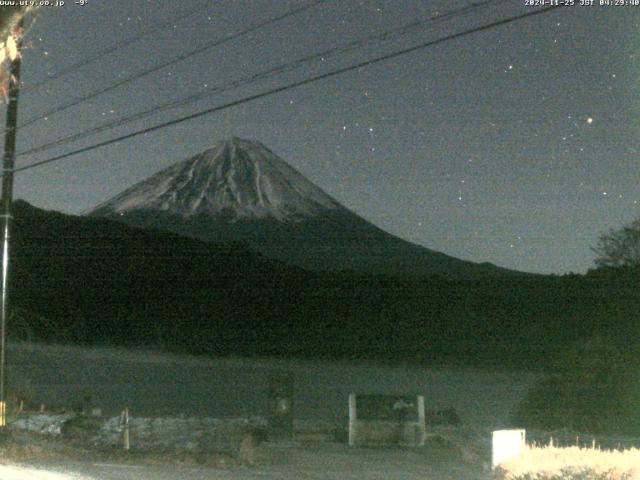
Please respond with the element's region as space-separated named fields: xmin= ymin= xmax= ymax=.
xmin=6 ymin=200 xmax=639 ymax=368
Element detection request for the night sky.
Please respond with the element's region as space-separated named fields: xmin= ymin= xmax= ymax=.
xmin=4 ymin=0 xmax=639 ymax=274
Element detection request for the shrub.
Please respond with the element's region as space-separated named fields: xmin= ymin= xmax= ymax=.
xmin=512 ymin=336 xmax=640 ymax=434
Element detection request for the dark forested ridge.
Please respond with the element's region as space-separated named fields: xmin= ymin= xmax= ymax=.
xmin=93 ymin=207 xmax=522 ymax=281
xmin=7 ymin=201 xmax=639 ymax=370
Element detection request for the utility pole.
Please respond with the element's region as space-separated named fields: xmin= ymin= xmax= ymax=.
xmin=0 ymin=20 xmax=23 ymax=429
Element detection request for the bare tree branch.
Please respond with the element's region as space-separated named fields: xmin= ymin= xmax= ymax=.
xmin=592 ymin=218 xmax=640 ymax=268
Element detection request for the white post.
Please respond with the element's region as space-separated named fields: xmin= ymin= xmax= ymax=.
xmin=492 ymin=429 xmax=525 ymax=469
xmin=348 ymin=393 xmax=356 ymax=446
xmin=121 ymin=408 xmax=130 ymax=451
xmin=416 ymin=395 xmax=425 ymax=446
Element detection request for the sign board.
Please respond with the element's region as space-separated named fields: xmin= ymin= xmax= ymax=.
xmin=348 ymin=394 xmax=425 ymax=447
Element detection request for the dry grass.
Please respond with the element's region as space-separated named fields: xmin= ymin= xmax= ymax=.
xmin=0 ymin=428 xmax=239 ymax=469
xmin=494 ymin=444 xmax=640 ymax=480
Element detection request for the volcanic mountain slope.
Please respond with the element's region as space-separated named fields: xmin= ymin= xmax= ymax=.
xmin=9 ymin=200 xmax=311 ymax=354
xmin=89 ymin=137 xmax=518 ymax=279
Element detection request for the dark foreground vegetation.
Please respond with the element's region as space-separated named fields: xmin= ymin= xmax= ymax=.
xmin=7 ymin=201 xmax=640 ymax=372
xmin=510 ymin=216 xmax=640 ymax=435
xmin=512 ymin=335 xmax=640 ymax=435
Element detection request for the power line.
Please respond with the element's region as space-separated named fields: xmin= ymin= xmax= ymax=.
xmin=15 ymin=0 xmax=326 ymax=131
xmin=14 ymin=5 xmax=561 ymax=175
xmin=23 ymin=0 xmax=211 ymax=93
xmin=17 ymin=0 xmax=508 ymax=159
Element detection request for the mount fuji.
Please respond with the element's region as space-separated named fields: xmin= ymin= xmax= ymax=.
xmin=89 ymin=137 xmax=515 ymax=279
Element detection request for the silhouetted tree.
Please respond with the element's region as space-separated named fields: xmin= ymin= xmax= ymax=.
xmin=592 ymin=218 xmax=640 ymax=268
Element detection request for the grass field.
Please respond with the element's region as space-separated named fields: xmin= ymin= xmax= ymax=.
xmin=7 ymin=342 xmax=640 ymax=479
xmin=4 ymin=341 xmax=538 ymax=429
xmin=0 ymin=341 xmax=545 ymax=478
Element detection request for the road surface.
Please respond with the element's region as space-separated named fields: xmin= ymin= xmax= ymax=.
xmin=13 ymin=442 xmax=490 ymax=480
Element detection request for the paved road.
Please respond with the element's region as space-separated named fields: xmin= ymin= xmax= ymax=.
xmin=14 ymin=443 xmax=491 ymax=480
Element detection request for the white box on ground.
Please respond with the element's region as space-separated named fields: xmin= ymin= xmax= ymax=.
xmin=492 ymin=429 xmax=525 ymax=468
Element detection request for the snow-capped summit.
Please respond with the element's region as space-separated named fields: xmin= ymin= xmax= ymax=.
xmin=89 ymin=137 xmax=517 ymax=279
xmin=90 ymin=137 xmax=342 ymax=222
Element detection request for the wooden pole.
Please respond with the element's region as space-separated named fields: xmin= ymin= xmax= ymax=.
xmin=121 ymin=408 xmax=130 ymax=450
xmin=0 ymin=20 xmax=23 ymax=430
